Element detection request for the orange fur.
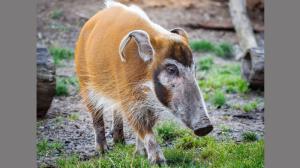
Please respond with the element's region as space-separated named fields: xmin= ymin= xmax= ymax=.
xmin=75 ymin=4 xmax=189 ymax=139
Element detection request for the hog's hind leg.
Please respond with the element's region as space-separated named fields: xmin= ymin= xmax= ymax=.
xmin=112 ymin=110 xmax=125 ymax=144
xmin=89 ymin=107 xmax=108 ymax=154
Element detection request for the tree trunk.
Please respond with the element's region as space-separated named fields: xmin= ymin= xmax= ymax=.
xmin=229 ymin=0 xmax=264 ymax=89
xmin=37 ymin=47 xmax=56 ymax=118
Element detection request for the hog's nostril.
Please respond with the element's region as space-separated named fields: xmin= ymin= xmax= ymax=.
xmin=193 ymin=125 xmax=213 ymax=137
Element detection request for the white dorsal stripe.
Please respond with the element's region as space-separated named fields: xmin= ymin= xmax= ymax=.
xmin=105 ymin=1 xmax=181 ymax=42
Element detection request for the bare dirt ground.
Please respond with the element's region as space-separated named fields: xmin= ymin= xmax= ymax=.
xmin=37 ymin=0 xmax=264 ymax=167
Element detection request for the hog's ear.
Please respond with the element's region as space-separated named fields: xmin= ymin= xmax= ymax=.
xmin=119 ymin=30 xmax=154 ymax=63
xmin=170 ymin=28 xmax=189 ymax=42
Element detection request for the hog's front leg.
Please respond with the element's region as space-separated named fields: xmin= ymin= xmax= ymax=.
xmin=126 ymin=108 xmax=165 ymax=164
xmin=133 ymin=129 xmax=165 ymax=164
xmin=134 ymin=135 xmax=147 ymax=156
xmin=142 ymin=132 xmax=166 ymax=165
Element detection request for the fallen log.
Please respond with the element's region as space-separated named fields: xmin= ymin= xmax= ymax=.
xmin=229 ymin=0 xmax=264 ymax=89
xmin=37 ymin=47 xmax=56 ymax=118
xmin=184 ymin=19 xmax=264 ymax=33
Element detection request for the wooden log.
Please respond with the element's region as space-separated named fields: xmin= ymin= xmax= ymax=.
xmin=229 ymin=0 xmax=264 ymax=89
xmin=37 ymin=47 xmax=56 ymax=118
xmin=242 ymin=47 xmax=264 ymax=89
xmin=246 ymin=0 xmax=264 ymax=11
xmin=184 ymin=19 xmax=264 ymax=33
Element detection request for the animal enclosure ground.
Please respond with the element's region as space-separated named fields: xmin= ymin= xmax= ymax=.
xmin=37 ymin=0 xmax=264 ymax=167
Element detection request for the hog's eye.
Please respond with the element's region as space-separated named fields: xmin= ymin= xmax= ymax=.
xmin=166 ymin=64 xmax=179 ymax=75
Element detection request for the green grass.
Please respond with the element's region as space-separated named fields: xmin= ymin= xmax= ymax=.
xmin=190 ymin=40 xmax=216 ymax=53
xmin=231 ymin=103 xmax=242 ymax=111
xmin=68 ymin=113 xmax=80 ymax=121
xmin=231 ymin=101 xmax=259 ymax=113
xmin=55 ymin=136 xmax=264 ymax=168
xmin=199 ymin=63 xmax=249 ymax=100
xmin=49 ymin=47 xmax=74 ymax=65
xmin=53 ymin=121 xmax=264 ymax=167
xmin=50 ymin=9 xmax=64 ymax=20
xmin=57 ymin=145 xmax=152 ymax=168
xmin=217 ymin=42 xmax=234 ymax=59
xmin=56 ymin=78 xmax=69 ymax=96
xmin=54 ymin=116 xmax=64 ymax=124
xmin=242 ymin=101 xmax=258 ymax=113
xmin=37 ymin=139 xmax=64 ymax=156
xmin=154 ymin=121 xmax=187 ymax=143
xmin=55 ymin=77 xmax=79 ymax=96
xmin=242 ymin=132 xmax=259 ymax=142
xmin=190 ymin=40 xmax=234 ymax=58
xmin=198 ymin=56 xmax=214 ymax=71
xmin=220 ymin=125 xmax=231 ymax=136
xmin=211 ymin=90 xmax=226 ymax=108
xmin=200 ymin=140 xmax=264 ymax=168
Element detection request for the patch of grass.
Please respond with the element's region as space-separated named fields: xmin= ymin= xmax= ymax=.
xmin=67 ymin=77 xmax=79 ymax=86
xmin=68 ymin=113 xmax=80 ymax=121
xmin=56 ymin=154 xmax=81 ymax=168
xmin=216 ymin=42 xmax=234 ymax=59
xmin=50 ymin=9 xmax=63 ymax=20
xmin=211 ymin=90 xmax=226 ymax=108
xmin=242 ymin=101 xmax=258 ymax=113
xmin=54 ymin=116 xmax=64 ymax=124
xmin=37 ymin=139 xmax=64 ymax=156
xmin=164 ymin=148 xmax=195 ymax=165
xmin=67 ymin=77 xmax=80 ymax=92
xmin=154 ymin=121 xmax=187 ymax=143
xmin=220 ymin=125 xmax=231 ymax=134
xmin=55 ymin=77 xmax=79 ymax=96
xmin=200 ymin=139 xmax=264 ymax=168
xmin=49 ymin=47 xmax=74 ymax=65
xmin=190 ymin=40 xmax=215 ymax=53
xmin=198 ymin=56 xmax=214 ymax=71
xmin=199 ymin=63 xmax=249 ymax=95
xmin=54 ymin=122 xmax=264 ymax=167
xmin=231 ymin=103 xmax=242 ymax=110
xmin=57 ymin=144 xmax=151 ymax=168
xmin=55 ymin=137 xmax=264 ymax=168
xmin=175 ymin=134 xmax=215 ymax=150
xmin=56 ymin=78 xmax=69 ymax=96
xmin=190 ymin=40 xmax=234 ymax=58
xmin=242 ymin=131 xmax=259 ymax=142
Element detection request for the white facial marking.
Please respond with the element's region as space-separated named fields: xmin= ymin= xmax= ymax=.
xmin=139 ymin=80 xmax=175 ymax=119
xmin=156 ymin=58 xmax=210 ymax=120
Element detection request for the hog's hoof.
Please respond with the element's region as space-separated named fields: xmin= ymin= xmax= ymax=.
xmin=96 ymin=143 xmax=109 ymax=155
xmin=134 ymin=147 xmax=147 ymax=157
xmin=148 ymin=151 xmax=166 ymax=165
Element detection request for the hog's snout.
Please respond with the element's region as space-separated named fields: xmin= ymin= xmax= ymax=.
xmin=193 ymin=124 xmax=213 ymax=136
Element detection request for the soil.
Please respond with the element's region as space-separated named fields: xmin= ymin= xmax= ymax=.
xmin=37 ymin=0 xmax=264 ymax=167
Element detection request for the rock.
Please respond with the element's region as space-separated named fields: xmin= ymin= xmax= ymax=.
xmin=37 ymin=47 xmax=56 ymax=118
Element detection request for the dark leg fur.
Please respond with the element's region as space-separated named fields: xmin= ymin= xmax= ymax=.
xmin=90 ymin=107 xmax=108 ymax=154
xmin=112 ymin=110 xmax=125 ymax=144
